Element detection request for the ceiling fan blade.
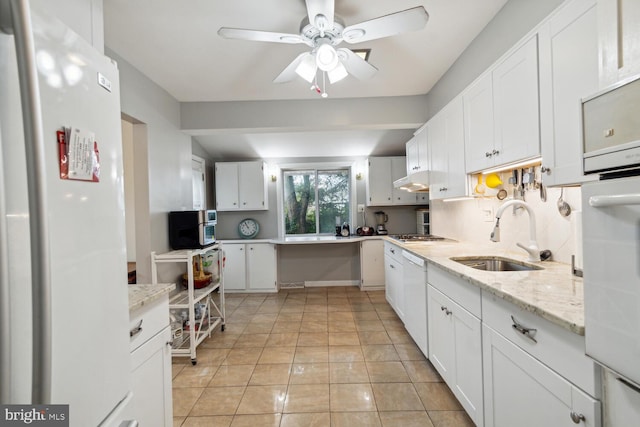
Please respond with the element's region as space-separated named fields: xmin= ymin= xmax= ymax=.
xmin=337 ymin=48 xmax=377 ymax=80
xmin=305 ymin=0 xmax=334 ymax=31
xmin=218 ymin=27 xmax=310 ymax=45
xmin=341 ymin=6 xmax=429 ymax=44
xmin=274 ymin=52 xmax=312 ymax=83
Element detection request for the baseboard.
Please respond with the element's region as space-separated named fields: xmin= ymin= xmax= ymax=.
xmin=359 ymin=285 xmax=385 ymax=291
xmin=304 ymin=280 xmax=359 ymax=288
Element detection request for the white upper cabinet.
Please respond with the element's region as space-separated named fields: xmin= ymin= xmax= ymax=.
xmin=429 ymin=97 xmax=468 ymax=200
xmin=493 ymin=35 xmax=541 ymax=166
xmin=463 ymin=73 xmax=495 ymax=173
xmin=366 ymin=157 xmax=418 ymax=206
xmin=539 ymin=0 xmax=599 ymax=187
xmin=406 ymin=126 xmax=429 ymax=174
xmin=215 ymin=161 xmax=268 ymax=211
xmin=598 ymin=0 xmax=640 ymax=88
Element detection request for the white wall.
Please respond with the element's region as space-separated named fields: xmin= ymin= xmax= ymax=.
xmin=432 ymin=186 xmax=581 ymax=265
xmin=106 ymin=48 xmax=193 ymax=283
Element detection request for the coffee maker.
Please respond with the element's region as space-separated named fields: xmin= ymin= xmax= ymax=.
xmin=374 ymin=211 xmax=389 ymax=235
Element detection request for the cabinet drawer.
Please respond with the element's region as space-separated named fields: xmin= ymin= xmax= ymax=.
xmin=428 ymin=264 xmax=481 ymax=318
xmin=482 ymin=292 xmax=600 ymax=397
xmin=129 ymin=295 xmax=170 ymax=352
xmin=384 ymin=242 xmax=403 ymax=263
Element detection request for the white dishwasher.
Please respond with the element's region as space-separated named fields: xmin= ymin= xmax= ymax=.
xmin=402 ymin=250 xmax=428 ymax=356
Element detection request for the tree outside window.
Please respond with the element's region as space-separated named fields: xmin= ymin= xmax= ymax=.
xmin=284 ymin=169 xmax=350 ymax=235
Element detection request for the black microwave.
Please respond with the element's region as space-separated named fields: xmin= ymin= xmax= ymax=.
xmin=168 ymin=210 xmax=216 ymax=249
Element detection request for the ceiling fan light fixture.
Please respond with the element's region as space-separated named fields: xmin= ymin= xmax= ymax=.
xmin=328 ymin=62 xmax=348 ymax=84
xmin=316 ymin=44 xmax=339 ymax=72
xmin=295 ymin=54 xmax=318 ymax=83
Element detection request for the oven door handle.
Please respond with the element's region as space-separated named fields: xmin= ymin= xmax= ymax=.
xmin=589 ymin=193 xmax=640 ymax=207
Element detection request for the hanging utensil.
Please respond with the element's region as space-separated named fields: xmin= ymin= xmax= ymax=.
xmin=557 ymin=188 xmax=571 ymax=217
xmin=540 ymin=182 xmax=547 ymax=202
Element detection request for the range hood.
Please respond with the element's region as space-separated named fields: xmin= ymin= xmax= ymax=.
xmin=393 ymin=170 xmax=430 ymax=192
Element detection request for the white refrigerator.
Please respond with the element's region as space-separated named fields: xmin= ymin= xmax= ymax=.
xmin=0 ymin=1 xmax=136 ymax=426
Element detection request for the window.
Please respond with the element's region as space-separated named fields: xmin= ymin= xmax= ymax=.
xmin=283 ymin=168 xmax=351 ymax=235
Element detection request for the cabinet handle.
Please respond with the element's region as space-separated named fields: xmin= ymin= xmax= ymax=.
xmin=250 ymin=247 xmax=253 ymax=250
xmin=486 ymin=151 xmax=492 ymax=157
xmin=240 ymin=248 xmax=243 ymax=251
xmin=570 ymin=412 xmax=586 ymax=424
xmin=541 ymin=166 xmax=551 ymax=174
xmin=390 ymin=249 xmax=395 ymax=254
xmin=389 ymin=264 xmax=395 ymax=269
xmin=511 ymin=315 xmax=537 ymax=343
xmin=129 ymin=319 xmax=143 ymax=337
xmin=492 ymin=149 xmax=500 ymax=156
xmin=243 ymin=202 xmax=247 ymax=205
xmin=166 ymin=341 xmax=174 ymax=347
xmin=440 ymin=306 xmax=452 ymax=316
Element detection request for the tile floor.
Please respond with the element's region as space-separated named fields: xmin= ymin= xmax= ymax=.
xmin=172 ymin=286 xmax=474 ymax=427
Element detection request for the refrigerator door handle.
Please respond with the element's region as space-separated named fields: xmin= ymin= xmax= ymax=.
xmin=4 ymin=0 xmax=53 ymax=404
xmin=589 ymin=193 xmax=640 ymax=207
xmin=0 ymin=130 xmax=10 ymax=403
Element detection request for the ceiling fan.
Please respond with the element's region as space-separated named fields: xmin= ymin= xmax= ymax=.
xmin=218 ymin=0 xmax=429 ymax=97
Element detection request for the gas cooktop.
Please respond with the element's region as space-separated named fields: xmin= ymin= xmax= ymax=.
xmin=390 ymin=234 xmax=447 ymax=242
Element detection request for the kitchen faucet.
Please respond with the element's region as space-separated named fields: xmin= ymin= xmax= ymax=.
xmin=490 ymin=200 xmax=541 ymax=262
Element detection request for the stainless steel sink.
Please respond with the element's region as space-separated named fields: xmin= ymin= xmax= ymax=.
xmin=450 ymin=256 xmax=543 ymax=272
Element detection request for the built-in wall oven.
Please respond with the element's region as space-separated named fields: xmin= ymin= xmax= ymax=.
xmin=582 ymin=75 xmax=640 ymax=391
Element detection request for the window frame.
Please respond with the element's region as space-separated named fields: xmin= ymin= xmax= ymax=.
xmin=276 ymin=161 xmax=357 ymax=238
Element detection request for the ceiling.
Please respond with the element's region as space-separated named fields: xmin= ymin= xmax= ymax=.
xmin=104 ymin=0 xmax=509 ymax=159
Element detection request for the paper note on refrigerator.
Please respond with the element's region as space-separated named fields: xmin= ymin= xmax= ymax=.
xmin=67 ymin=127 xmax=96 ymax=181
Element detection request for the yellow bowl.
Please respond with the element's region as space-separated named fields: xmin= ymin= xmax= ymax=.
xmin=485 ymin=173 xmax=503 ymax=188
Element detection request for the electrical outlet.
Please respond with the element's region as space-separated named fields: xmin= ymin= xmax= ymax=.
xmin=357 ymin=204 xmax=365 ymax=213
xmin=483 ymin=208 xmax=494 ymax=222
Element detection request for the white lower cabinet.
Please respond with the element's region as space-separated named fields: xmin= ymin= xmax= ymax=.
xmin=483 ymin=324 xmax=601 ymax=427
xmin=427 ymin=284 xmax=483 ymax=426
xmin=383 ymin=242 xmax=404 ymax=320
xmin=222 ymin=242 xmax=277 ymax=292
xmin=360 ymin=240 xmax=385 ymax=290
xmin=129 ymin=296 xmax=173 ymax=426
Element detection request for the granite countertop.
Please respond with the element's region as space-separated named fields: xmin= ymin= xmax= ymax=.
xmin=128 ymin=283 xmax=175 ymax=312
xmin=384 ymin=237 xmax=585 ymax=336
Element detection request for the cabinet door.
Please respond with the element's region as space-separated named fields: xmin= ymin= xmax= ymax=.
xmin=428 ymin=115 xmax=447 ymax=199
xmin=539 ymin=0 xmax=599 ymax=187
xmin=427 ymin=285 xmax=454 ymax=383
xmin=493 ymin=36 xmax=541 ymax=165
xmin=367 ymin=157 xmax=393 ymax=206
xmin=131 ymin=326 xmax=173 ymax=427
xmin=483 ymin=324 xmax=601 ymax=427
xmin=451 ymin=295 xmax=483 ymax=425
xmin=464 ymin=72 xmax=496 ymax=173
xmin=223 ymin=244 xmax=247 ymax=290
xmin=384 ymin=254 xmax=403 ymax=316
xmin=403 ymin=259 xmax=427 ymax=356
xmin=442 ymin=97 xmax=467 ymax=198
xmin=599 ymin=0 xmax=640 ymax=87
xmin=215 ymin=163 xmax=239 ymax=210
xmin=391 ymin=156 xmax=418 ymax=205
xmin=406 ymin=136 xmax=420 ymax=173
xmin=239 ymin=161 xmax=268 ymax=210
xmin=247 ymin=243 xmax=277 ymax=290
xmin=416 ymin=127 xmax=430 ymax=172
xmin=360 ymin=240 xmax=385 ymax=290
